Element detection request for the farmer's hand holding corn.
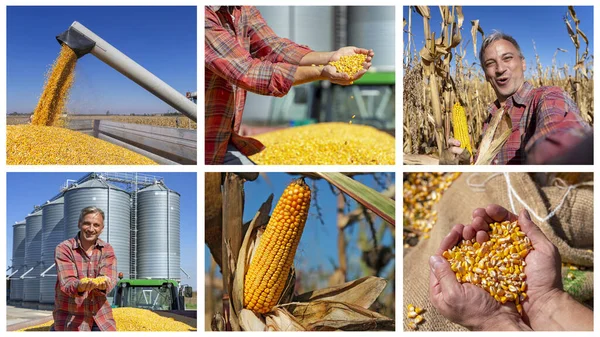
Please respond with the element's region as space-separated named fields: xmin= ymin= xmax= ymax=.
xmin=429 ymin=204 xmax=592 ymax=331
xmin=205 ymin=6 xmax=376 ymax=165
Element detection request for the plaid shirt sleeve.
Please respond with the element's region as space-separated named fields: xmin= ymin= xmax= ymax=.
xmin=205 ymin=8 xmax=310 ymax=97
xmin=525 ymin=87 xmax=589 ymax=163
xmin=246 ymin=6 xmax=313 ymax=65
xmin=55 ymin=243 xmax=83 ymax=297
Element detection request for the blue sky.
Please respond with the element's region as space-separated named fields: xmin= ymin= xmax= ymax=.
xmin=6 ymin=6 xmax=196 ymax=115
xmin=5 ymin=172 xmax=198 ymax=290
xmin=204 ymin=173 xmax=395 ymax=288
xmin=404 ymin=6 xmax=594 ymax=76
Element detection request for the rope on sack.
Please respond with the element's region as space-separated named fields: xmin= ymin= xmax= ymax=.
xmin=467 ymin=172 xmax=591 ymax=223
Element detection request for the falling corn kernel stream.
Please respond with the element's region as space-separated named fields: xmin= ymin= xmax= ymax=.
xmin=32 ymin=44 xmax=77 ymax=127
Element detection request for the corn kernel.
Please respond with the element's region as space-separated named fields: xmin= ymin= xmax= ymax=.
xmin=443 ymin=220 xmax=532 ymax=315
xmin=7 ymin=125 xmax=157 ymax=165
xmin=328 ymin=54 xmax=367 ymax=78
xmin=249 ymin=122 xmax=395 ymax=165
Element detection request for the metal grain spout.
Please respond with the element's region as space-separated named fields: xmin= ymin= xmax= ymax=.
xmin=56 ymin=21 xmax=197 ymax=122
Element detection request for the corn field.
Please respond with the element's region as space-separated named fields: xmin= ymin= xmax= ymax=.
xmin=403 ymin=6 xmax=594 ymax=158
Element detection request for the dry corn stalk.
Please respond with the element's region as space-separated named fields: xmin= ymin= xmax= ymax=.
xmin=443 ymin=220 xmax=532 ymax=315
xmin=244 ymin=178 xmax=311 ymax=314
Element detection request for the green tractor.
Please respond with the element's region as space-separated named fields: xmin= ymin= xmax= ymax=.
xmin=111 ymin=278 xmax=194 ymax=317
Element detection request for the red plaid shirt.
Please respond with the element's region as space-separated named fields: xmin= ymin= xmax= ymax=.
xmin=481 ymin=81 xmax=589 ymax=164
xmin=205 ymin=6 xmax=313 ymax=164
xmin=53 ymin=233 xmax=118 ymax=331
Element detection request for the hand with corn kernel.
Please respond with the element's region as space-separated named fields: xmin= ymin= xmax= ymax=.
xmin=429 ymin=228 xmax=531 ymax=331
xmin=321 ymin=47 xmax=374 ymax=85
xmin=462 ymin=205 xmax=592 ymax=331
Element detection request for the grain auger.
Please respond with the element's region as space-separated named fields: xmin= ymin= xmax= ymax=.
xmin=56 ymin=21 xmax=197 ymax=122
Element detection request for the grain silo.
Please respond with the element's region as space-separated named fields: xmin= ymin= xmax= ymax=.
xmin=9 ymin=220 xmax=26 ymax=302
xmin=39 ymin=197 xmax=65 ymax=305
xmin=23 ymin=209 xmax=43 ymax=307
xmin=136 ymin=182 xmax=181 ymax=280
xmin=63 ymin=178 xmax=131 ymax=278
xmin=348 ymin=6 xmax=395 ymax=70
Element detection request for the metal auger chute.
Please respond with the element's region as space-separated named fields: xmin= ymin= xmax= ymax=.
xmin=56 ymin=21 xmax=197 ymax=122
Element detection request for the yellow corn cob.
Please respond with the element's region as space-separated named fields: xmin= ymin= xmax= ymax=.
xmin=443 ymin=220 xmax=533 ymax=315
xmin=329 ymin=54 xmax=367 ymax=78
xmin=243 ymin=178 xmax=312 ymax=314
xmin=452 ymin=102 xmax=473 ymax=157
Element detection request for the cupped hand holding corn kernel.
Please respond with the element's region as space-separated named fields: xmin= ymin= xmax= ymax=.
xmin=429 ymin=206 xmax=541 ymax=330
xmin=464 ymin=205 xmax=591 ymax=331
xmin=322 ymin=47 xmax=374 ymax=85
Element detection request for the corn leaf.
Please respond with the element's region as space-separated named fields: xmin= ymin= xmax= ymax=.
xmin=474 ymin=107 xmax=512 ymax=165
xmin=316 ymin=172 xmax=394 ymax=227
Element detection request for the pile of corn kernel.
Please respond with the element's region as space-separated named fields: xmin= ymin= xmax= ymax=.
xmin=18 ymin=308 xmax=196 ymax=331
xmin=403 ymin=173 xmax=461 ymax=246
xmin=249 ymin=122 xmax=394 ymax=165
xmin=6 ymin=125 xmax=157 ymax=165
xmin=329 ymin=54 xmax=367 ymax=78
xmin=443 ymin=220 xmax=533 ymax=314
xmin=405 ymin=304 xmax=425 ymax=330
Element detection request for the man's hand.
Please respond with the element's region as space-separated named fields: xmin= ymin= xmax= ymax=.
xmin=96 ymin=276 xmax=110 ymax=291
xmin=325 ymin=46 xmax=374 ymax=84
xmin=465 ymin=205 xmax=563 ymax=327
xmin=440 ymin=138 xmax=471 ymax=165
xmin=429 ymin=224 xmax=528 ymax=330
xmin=77 ymin=279 xmax=96 ymax=293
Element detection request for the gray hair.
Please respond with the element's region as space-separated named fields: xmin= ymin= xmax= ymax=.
xmin=479 ymin=31 xmax=524 ymax=68
xmin=78 ymin=206 xmax=105 ymax=223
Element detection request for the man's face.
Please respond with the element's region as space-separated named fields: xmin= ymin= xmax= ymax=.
xmin=482 ymin=39 xmax=526 ymax=103
xmin=78 ymin=212 xmax=104 ymax=244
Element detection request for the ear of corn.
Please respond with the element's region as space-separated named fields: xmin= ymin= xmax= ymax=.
xmin=451 ymin=102 xmax=473 ymax=157
xmin=329 ymin=54 xmax=367 ymax=78
xmin=443 ymin=220 xmax=532 ymax=315
xmin=244 ymin=178 xmax=311 ymax=314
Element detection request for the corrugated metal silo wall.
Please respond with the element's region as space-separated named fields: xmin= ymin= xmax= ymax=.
xmin=39 ymin=198 xmax=65 ymax=304
xmin=348 ymin=6 xmax=395 ymax=70
xmin=64 ymin=182 xmax=131 ymax=278
xmin=23 ymin=211 xmax=42 ymax=303
xmin=10 ymin=222 xmax=26 ymax=301
xmin=137 ymin=187 xmax=181 ymax=279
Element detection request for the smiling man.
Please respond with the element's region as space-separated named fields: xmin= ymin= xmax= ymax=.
xmin=52 ymin=206 xmax=117 ymax=331
xmin=446 ymin=31 xmax=591 ymax=165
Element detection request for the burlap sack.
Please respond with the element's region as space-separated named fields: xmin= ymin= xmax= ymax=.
xmin=403 ymin=172 xmax=593 ymax=331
